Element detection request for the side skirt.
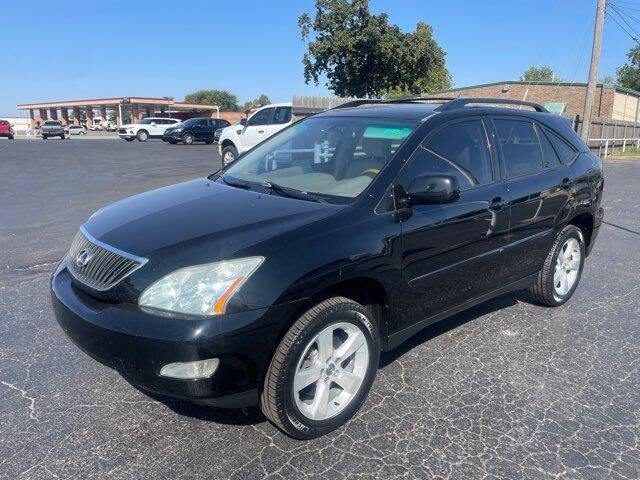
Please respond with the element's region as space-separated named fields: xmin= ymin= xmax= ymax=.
xmin=384 ymin=272 xmax=539 ymax=351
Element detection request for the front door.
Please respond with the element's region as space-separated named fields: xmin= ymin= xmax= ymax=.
xmin=241 ymin=107 xmax=273 ymax=152
xmin=396 ymin=117 xmax=510 ymax=332
xmin=193 ymin=119 xmax=210 ymax=142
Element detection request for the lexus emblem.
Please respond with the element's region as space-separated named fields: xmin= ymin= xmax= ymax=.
xmin=75 ymin=249 xmax=93 ymax=268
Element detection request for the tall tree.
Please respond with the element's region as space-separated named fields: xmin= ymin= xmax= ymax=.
xmin=617 ymin=45 xmax=640 ymax=91
xmin=298 ymin=0 xmax=450 ymax=97
xmin=184 ymin=89 xmax=239 ymax=111
xmin=242 ymin=93 xmax=272 ymax=111
xmin=519 ymin=66 xmax=557 ymax=82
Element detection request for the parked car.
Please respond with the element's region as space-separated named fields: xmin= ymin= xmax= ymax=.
xmin=218 ymin=103 xmax=292 ymax=166
xmin=90 ymin=119 xmax=103 ymax=131
xmin=0 ymin=120 xmax=14 ymax=139
xmin=105 ymin=121 xmax=118 ymax=131
xmin=41 ymin=120 xmax=65 ymax=140
xmin=118 ymin=117 xmax=181 ymax=142
xmin=68 ymin=125 xmax=87 ymax=135
xmin=51 ymin=98 xmax=604 ymax=439
xmin=162 ymin=117 xmax=230 ymax=145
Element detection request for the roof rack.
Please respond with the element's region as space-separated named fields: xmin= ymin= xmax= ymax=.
xmin=331 ymin=99 xmax=383 ymax=110
xmin=386 ymin=96 xmax=458 ymax=104
xmin=434 ymin=98 xmax=549 ymax=113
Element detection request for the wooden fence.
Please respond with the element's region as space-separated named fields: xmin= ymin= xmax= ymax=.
xmin=563 ymin=115 xmax=639 ymax=157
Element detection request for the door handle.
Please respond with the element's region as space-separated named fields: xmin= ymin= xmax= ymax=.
xmin=489 ymin=196 xmax=505 ymax=211
xmin=258 ymin=130 xmax=265 ymax=134
xmin=561 ymin=177 xmax=573 ymax=189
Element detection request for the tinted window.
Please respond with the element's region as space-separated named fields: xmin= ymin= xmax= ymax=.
xmin=400 ymin=148 xmax=477 ymax=190
xmin=139 ymin=118 xmax=152 ymax=124
xmin=273 ymin=106 xmax=292 ymax=124
xmin=424 ymin=120 xmax=493 ymax=187
xmin=248 ymin=108 xmax=272 ymax=126
xmin=44 ymin=121 xmax=60 ymax=126
xmin=494 ymin=119 xmax=543 ymax=178
xmin=536 ymin=125 xmax=561 ymax=167
xmin=545 ymin=128 xmax=576 ymax=164
xmin=219 ymin=119 xmax=230 ymax=127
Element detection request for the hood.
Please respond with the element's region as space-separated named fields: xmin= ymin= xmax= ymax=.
xmin=83 ymin=178 xmax=341 ymax=258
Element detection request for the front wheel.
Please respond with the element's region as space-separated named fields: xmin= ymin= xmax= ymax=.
xmin=182 ymin=133 xmax=194 ymax=145
xmin=137 ymin=130 xmax=149 ymax=142
xmin=527 ymin=225 xmax=585 ymax=306
xmin=260 ymin=297 xmax=380 ymax=439
xmin=42 ymin=135 xmax=47 ymax=140
xmin=60 ymin=134 xmax=65 ymax=140
xmin=221 ymin=145 xmax=238 ymax=166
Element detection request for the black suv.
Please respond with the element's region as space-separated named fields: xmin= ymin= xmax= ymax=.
xmin=162 ymin=117 xmax=230 ymax=145
xmin=51 ymin=98 xmax=604 ymax=439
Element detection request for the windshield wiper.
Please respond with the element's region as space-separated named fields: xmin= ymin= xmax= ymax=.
xmin=221 ymin=175 xmax=252 ymax=189
xmin=261 ymin=181 xmax=328 ymax=203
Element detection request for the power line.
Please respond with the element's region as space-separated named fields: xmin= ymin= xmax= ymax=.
xmin=609 ymin=3 xmax=640 ymax=36
xmin=606 ymin=10 xmax=640 ymax=41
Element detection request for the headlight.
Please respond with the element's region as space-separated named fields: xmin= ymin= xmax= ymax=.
xmin=139 ymin=257 xmax=264 ymax=316
xmin=173 ymin=128 xmax=183 ymax=132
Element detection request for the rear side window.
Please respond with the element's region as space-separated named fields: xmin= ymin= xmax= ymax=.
xmin=273 ymin=106 xmax=292 ymax=124
xmin=535 ymin=125 xmax=561 ymax=168
xmin=494 ymin=119 xmax=543 ymax=178
xmin=545 ymin=128 xmax=577 ymax=164
xmin=424 ymin=119 xmax=493 ymax=187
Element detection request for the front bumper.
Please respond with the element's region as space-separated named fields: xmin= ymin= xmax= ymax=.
xmin=162 ymin=131 xmax=182 ymax=142
xmin=51 ymin=265 xmax=304 ymax=407
xmin=118 ymin=133 xmax=135 ymax=140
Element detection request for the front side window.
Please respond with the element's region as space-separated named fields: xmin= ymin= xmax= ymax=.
xmin=139 ymin=118 xmax=153 ymax=125
xmin=248 ymin=108 xmax=272 ymax=126
xmin=223 ymin=116 xmax=417 ymax=201
xmin=424 ymin=120 xmax=493 ymax=187
xmin=273 ymin=106 xmax=292 ymax=124
xmin=494 ymin=119 xmax=543 ymax=178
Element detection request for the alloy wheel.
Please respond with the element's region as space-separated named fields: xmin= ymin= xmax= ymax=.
xmin=223 ymin=151 xmax=235 ymax=166
xmin=553 ymin=238 xmax=581 ymax=298
xmin=293 ymin=322 xmax=369 ymax=421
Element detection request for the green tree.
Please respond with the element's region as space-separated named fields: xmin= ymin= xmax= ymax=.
xmin=241 ymin=93 xmax=272 ymax=111
xmin=383 ymin=65 xmax=452 ymax=99
xmin=184 ymin=89 xmax=239 ymax=111
xmin=519 ymin=66 xmax=557 ymax=82
xmin=617 ymin=45 xmax=640 ymax=91
xmin=598 ymin=75 xmax=615 ymax=85
xmin=298 ymin=0 xmax=451 ymax=97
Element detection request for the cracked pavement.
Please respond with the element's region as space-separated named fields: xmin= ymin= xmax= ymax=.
xmin=0 ymin=140 xmax=638 ymax=479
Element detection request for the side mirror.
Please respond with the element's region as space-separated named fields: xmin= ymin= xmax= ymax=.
xmin=240 ymin=117 xmax=247 ymax=127
xmin=404 ymin=174 xmax=460 ymax=206
xmin=151 ymin=122 xmax=157 ymax=127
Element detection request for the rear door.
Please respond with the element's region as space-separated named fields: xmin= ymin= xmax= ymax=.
xmin=266 ymin=106 xmax=292 ymax=137
xmin=490 ymin=116 xmax=575 ymax=281
xmin=396 ymin=117 xmax=510 ymax=331
xmin=192 ymin=119 xmax=209 ymax=142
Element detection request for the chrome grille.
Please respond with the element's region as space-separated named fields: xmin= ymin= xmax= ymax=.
xmin=66 ymin=227 xmax=147 ymax=291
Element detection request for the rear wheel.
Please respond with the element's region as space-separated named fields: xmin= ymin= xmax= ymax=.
xmin=9 ymin=134 xmax=14 ymax=140
xmin=205 ymin=140 xmax=213 ymax=145
xmin=125 ymin=137 xmax=134 ymax=142
xmin=60 ymin=134 xmax=65 ymax=140
xmin=221 ymin=145 xmax=238 ymax=166
xmin=182 ymin=133 xmax=194 ymax=145
xmin=137 ymin=130 xmax=149 ymax=142
xmin=260 ymin=297 xmax=380 ymax=439
xmin=527 ymin=225 xmax=585 ymax=306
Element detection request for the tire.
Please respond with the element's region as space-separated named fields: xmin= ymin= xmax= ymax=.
xmin=8 ymin=135 xmax=14 ymax=140
xmin=205 ymin=140 xmax=213 ymax=145
xmin=221 ymin=145 xmax=238 ymax=166
xmin=260 ymin=296 xmax=380 ymax=439
xmin=125 ymin=138 xmax=134 ymax=142
xmin=137 ymin=130 xmax=149 ymax=142
xmin=60 ymin=134 xmax=65 ymax=140
xmin=182 ymin=133 xmax=194 ymax=145
xmin=42 ymin=135 xmax=47 ymax=140
xmin=527 ymin=225 xmax=585 ymax=307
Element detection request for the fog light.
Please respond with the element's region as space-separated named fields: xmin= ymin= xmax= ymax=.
xmin=159 ymin=359 xmax=219 ymax=379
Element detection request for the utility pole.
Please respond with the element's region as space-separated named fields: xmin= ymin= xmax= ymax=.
xmin=581 ymin=0 xmax=607 ymax=141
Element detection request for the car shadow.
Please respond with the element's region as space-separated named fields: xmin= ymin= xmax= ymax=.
xmin=380 ymin=292 xmax=523 ymax=368
xmin=125 ymin=380 xmax=266 ymax=426
xmin=126 ymin=291 xmax=526 ymax=424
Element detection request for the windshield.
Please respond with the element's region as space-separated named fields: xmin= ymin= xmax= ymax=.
xmin=223 ymin=116 xmax=416 ymax=201
xmin=44 ymin=121 xmax=60 ymax=126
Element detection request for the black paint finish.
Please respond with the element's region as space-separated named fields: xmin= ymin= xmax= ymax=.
xmin=50 ymin=103 xmax=604 ymax=405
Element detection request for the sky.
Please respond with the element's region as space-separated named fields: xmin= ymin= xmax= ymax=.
xmin=0 ymin=0 xmax=635 ymax=115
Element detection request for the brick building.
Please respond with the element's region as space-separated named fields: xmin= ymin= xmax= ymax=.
xmin=436 ymin=81 xmax=640 ymax=122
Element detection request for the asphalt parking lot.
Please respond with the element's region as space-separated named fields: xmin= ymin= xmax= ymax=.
xmin=1 ymin=139 xmax=638 ymax=479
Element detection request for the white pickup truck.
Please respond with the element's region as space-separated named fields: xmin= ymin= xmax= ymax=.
xmin=218 ymin=103 xmax=292 ymax=166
